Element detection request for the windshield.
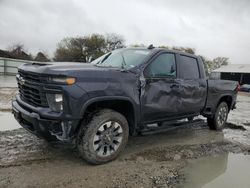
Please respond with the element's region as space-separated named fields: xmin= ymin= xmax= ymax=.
xmin=91 ymin=49 xmax=151 ymax=69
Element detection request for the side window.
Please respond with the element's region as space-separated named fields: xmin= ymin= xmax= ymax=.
xmin=179 ymin=55 xmax=200 ymax=79
xmin=145 ymin=53 xmax=176 ymax=78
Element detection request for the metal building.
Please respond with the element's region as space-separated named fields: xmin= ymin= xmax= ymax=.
xmin=212 ymin=64 xmax=250 ymax=84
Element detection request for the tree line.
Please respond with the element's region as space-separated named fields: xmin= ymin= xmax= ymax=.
xmin=0 ymin=33 xmax=228 ymax=74
xmin=0 ymin=44 xmax=50 ymax=62
xmin=54 ymin=33 xmax=125 ymax=62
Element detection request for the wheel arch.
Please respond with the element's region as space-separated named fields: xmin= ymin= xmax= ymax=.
xmin=79 ymin=96 xmax=138 ymax=135
xmin=217 ymin=95 xmax=233 ymax=110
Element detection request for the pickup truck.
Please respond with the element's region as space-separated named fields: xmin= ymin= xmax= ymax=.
xmin=12 ymin=46 xmax=238 ymax=164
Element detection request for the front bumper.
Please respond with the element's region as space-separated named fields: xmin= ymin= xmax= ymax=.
xmin=12 ymin=98 xmax=80 ymax=142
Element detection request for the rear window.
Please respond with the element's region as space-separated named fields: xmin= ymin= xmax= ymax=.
xmin=179 ymin=55 xmax=200 ymax=79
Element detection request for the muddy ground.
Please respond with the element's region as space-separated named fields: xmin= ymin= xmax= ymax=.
xmin=0 ymin=88 xmax=250 ymax=188
xmin=0 ymin=88 xmax=17 ymax=111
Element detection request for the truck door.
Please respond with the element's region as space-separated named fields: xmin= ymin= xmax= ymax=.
xmin=175 ymin=54 xmax=207 ymax=115
xmin=140 ymin=52 xmax=181 ymax=122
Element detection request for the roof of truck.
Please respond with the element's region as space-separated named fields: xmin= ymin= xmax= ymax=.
xmin=127 ymin=47 xmax=197 ymax=58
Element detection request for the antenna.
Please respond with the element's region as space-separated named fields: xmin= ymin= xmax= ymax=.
xmin=147 ymin=44 xmax=155 ymax=49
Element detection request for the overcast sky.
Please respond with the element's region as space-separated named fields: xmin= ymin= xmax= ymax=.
xmin=0 ymin=0 xmax=249 ymax=63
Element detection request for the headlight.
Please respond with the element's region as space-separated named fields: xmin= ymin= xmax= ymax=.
xmin=49 ymin=77 xmax=76 ymax=85
xmin=46 ymin=93 xmax=63 ymax=112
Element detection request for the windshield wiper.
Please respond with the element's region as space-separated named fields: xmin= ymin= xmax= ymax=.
xmin=120 ymin=52 xmax=127 ymax=70
xmin=96 ymin=53 xmax=111 ymax=65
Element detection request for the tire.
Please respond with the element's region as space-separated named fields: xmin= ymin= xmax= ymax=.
xmin=207 ymin=102 xmax=228 ymax=130
xmin=77 ymin=109 xmax=129 ymax=164
xmin=188 ymin=117 xmax=194 ymax=121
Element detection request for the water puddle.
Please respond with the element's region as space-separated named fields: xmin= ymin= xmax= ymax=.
xmin=0 ymin=111 xmax=21 ymax=131
xmin=182 ymin=153 xmax=250 ymax=188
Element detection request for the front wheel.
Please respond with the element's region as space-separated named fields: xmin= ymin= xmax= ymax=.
xmin=207 ymin=102 xmax=228 ymax=130
xmin=77 ymin=109 xmax=129 ymax=164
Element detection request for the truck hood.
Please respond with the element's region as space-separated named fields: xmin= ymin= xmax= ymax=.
xmin=18 ymin=62 xmax=139 ymax=99
xmin=19 ymin=62 xmax=111 ymax=75
xmin=18 ymin=62 xmax=138 ymax=83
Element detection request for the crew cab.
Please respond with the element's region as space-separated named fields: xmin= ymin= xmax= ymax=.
xmin=12 ymin=47 xmax=238 ymax=164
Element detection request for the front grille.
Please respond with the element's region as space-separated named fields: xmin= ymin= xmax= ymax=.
xmin=18 ymin=70 xmax=48 ymax=107
xmin=19 ymin=70 xmax=41 ymax=82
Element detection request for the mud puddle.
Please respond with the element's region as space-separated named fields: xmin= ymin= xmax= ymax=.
xmin=0 ymin=111 xmax=20 ymax=131
xmin=181 ymin=153 xmax=250 ymax=188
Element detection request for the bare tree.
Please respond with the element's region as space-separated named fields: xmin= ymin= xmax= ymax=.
xmin=54 ymin=33 xmax=125 ymax=62
xmin=201 ymin=56 xmax=229 ymax=75
xmin=172 ymin=46 xmax=195 ymax=54
xmin=105 ymin=33 xmax=125 ymax=52
xmin=34 ymin=52 xmax=50 ymax=62
xmin=8 ymin=44 xmax=32 ymax=60
xmin=54 ymin=37 xmax=86 ymax=62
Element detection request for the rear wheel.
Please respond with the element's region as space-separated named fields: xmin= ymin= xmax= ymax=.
xmin=207 ymin=102 xmax=228 ymax=130
xmin=77 ymin=109 xmax=129 ymax=164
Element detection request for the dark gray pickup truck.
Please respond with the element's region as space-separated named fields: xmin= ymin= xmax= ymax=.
xmin=12 ymin=47 xmax=238 ymax=164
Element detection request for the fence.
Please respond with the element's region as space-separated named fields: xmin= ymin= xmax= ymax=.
xmin=0 ymin=57 xmax=39 ymax=75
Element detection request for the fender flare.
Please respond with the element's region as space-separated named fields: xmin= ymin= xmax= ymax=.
xmin=80 ymin=96 xmax=139 ymax=126
xmin=216 ymin=94 xmax=233 ymax=107
xmin=211 ymin=94 xmax=234 ymax=116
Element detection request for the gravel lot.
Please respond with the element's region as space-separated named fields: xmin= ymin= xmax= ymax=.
xmin=0 ymin=87 xmax=250 ymax=188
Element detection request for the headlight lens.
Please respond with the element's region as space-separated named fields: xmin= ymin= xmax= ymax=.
xmin=49 ymin=77 xmax=76 ymax=85
xmin=46 ymin=93 xmax=63 ymax=112
xmin=55 ymin=94 xmax=63 ymax=102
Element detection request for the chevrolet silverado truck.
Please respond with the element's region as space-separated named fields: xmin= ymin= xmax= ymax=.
xmin=12 ymin=47 xmax=238 ymax=164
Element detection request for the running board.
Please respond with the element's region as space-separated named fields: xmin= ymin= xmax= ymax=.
xmin=140 ymin=119 xmax=206 ymax=135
